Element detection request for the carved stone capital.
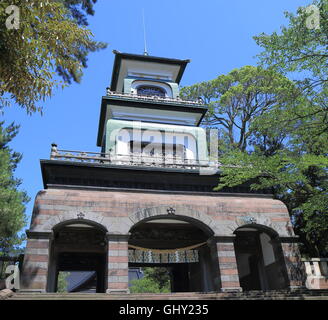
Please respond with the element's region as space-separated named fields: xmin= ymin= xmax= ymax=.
xmin=207 ymin=235 xmax=236 ymax=245
xmin=106 ymin=233 xmax=130 ymax=242
xmin=279 ymin=236 xmax=300 ymax=243
xmin=26 ymin=230 xmax=53 ymax=240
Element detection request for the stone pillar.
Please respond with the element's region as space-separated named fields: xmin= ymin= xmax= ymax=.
xmin=280 ymin=237 xmax=305 ymax=289
xmin=302 ymin=258 xmax=328 ymax=290
xmin=20 ymin=231 xmax=52 ymax=293
xmin=214 ymin=236 xmax=242 ymax=292
xmin=106 ymin=234 xmax=130 ymax=294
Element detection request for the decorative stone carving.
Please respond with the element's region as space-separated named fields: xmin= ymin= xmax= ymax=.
xmin=77 ymin=212 xmax=85 ymax=219
xmin=167 ymin=207 xmax=176 ymax=215
xmin=128 ymin=249 xmax=199 ymax=264
xmin=242 ymin=216 xmax=257 ymax=224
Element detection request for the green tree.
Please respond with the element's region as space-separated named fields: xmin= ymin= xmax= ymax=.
xmin=57 ymin=271 xmax=70 ymax=293
xmin=209 ymin=0 xmax=328 ymax=257
xmin=129 ymin=267 xmax=171 ymax=293
xmin=0 ymin=0 xmax=106 ymax=113
xmin=63 ymin=0 xmax=99 ymax=27
xmin=143 ymin=267 xmax=171 ymax=290
xmin=180 ymin=66 xmax=298 ymax=152
xmin=0 ymin=122 xmax=28 ymax=256
xmin=254 ymin=0 xmax=327 ymax=131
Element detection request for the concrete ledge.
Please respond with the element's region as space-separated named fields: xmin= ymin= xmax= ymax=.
xmin=106 ymin=289 xmax=130 ymax=294
xmin=306 ymin=277 xmax=328 ymax=290
xmin=18 ymin=289 xmax=46 ymax=293
xmin=220 ymin=287 xmax=243 ymax=293
xmin=0 ymin=289 xmax=14 ymax=300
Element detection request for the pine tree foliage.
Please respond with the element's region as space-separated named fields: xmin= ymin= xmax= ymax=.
xmin=0 ymin=122 xmax=29 ymax=255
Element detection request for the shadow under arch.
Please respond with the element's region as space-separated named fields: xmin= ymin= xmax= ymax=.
xmin=47 ymin=219 xmax=108 ymax=293
xmin=52 ymin=218 xmax=108 ymax=233
xmin=129 ymin=214 xmax=215 ymax=237
xmin=234 ymin=223 xmax=280 ymax=238
xmin=127 ymin=205 xmax=218 ymax=236
xmin=128 ymin=214 xmax=218 ymax=293
xmin=233 ymin=223 xmax=289 ymax=291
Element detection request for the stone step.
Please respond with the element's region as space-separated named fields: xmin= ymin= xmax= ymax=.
xmin=9 ymin=290 xmax=328 ymax=300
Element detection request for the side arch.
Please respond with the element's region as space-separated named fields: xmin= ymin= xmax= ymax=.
xmin=41 ymin=211 xmax=106 ymax=232
xmin=228 ymin=214 xmax=292 ymax=237
xmin=52 ymin=218 xmax=108 ymax=233
xmin=234 ymin=223 xmax=279 ymax=238
xmin=233 ymin=222 xmax=290 ymax=290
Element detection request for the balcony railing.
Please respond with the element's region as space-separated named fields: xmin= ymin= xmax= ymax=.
xmin=50 ymin=144 xmax=219 ymax=171
xmin=302 ymin=258 xmax=328 ymax=290
xmin=106 ymin=89 xmax=204 ymax=106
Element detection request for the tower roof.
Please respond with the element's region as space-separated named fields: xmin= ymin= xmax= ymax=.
xmin=110 ymin=50 xmax=190 ymax=92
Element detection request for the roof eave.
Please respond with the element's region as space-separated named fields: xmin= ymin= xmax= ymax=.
xmin=110 ymin=50 xmax=190 ymax=91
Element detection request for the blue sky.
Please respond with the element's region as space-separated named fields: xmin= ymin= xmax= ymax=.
xmin=2 ymin=0 xmax=312 ymax=230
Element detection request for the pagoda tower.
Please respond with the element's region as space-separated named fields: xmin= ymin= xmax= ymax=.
xmin=20 ymin=51 xmax=304 ymax=294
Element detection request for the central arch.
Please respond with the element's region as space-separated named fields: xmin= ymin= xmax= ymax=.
xmin=127 ymin=213 xmax=218 ymax=293
xmin=128 ymin=205 xmax=218 ymax=234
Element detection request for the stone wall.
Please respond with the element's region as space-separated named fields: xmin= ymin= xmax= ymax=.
xmin=29 ymin=189 xmax=294 ymax=236
xmin=21 ymin=187 xmax=301 ymax=292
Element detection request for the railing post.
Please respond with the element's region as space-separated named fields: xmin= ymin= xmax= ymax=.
xmin=312 ymin=261 xmax=322 ymax=276
xmin=302 ymin=258 xmax=328 ymax=290
xmin=321 ymin=260 xmax=328 ymax=276
xmin=304 ymin=261 xmax=313 ymax=276
xmin=50 ymin=143 xmax=58 ymax=160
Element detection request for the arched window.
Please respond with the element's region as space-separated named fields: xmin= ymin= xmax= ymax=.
xmin=137 ymin=85 xmax=166 ymax=97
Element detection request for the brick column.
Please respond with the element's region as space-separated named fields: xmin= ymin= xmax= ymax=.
xmin=106 ymin=234 xmax=130 ymax=294
xmin=280 ymin=237 xmax=305 ymax=289
xmin=20 ymin=231 xmax=52 ymax=293
xmin=214 ymin=236 xmax=242 ymax=292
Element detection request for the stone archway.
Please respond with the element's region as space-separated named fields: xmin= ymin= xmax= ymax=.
xmin=127 ymin=211 xmax=218 ymax=293
xmin=41 ymin=211 xmax=106 ymax=232
xmin=233 ymin=224 xmax=289 ymax=291
xmin=128 ymin=205 xmax=218 ymax=235
xmin=47 ymin=220 xmax=108 ymax=293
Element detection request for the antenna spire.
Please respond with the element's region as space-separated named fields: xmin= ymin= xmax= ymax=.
xmin=142 ymin=9 xmax=149 ymax=56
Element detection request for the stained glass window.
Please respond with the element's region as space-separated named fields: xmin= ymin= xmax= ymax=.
xmin=137 ymin=85 xmax=166 ymax=97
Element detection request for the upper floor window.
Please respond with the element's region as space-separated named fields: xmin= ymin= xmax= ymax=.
xmin=137 ymin=85 xmax=166 ymax=97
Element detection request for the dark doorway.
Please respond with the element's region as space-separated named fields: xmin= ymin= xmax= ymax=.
xmin=56 ymin=252 xmax=106 ymax=293
xmin=234 ymin=227 xmax=288 ymax=291
xmin=128 ymin=217 xmax=216 ymax=293
xmin=48 ymin=223 xmax=108 ymax=293
xmin=234 ymin=231 xmax=264 ymax=290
